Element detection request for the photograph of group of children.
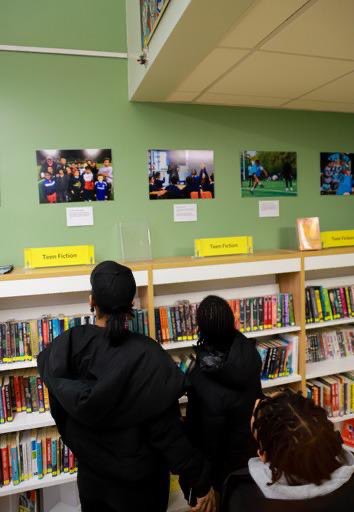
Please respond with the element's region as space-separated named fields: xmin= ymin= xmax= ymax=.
xmin=37 ymin=149 xmax=113 ymax=204
xmin=240 ymin=151 xmax=297 ymax=197
xmin=320 ymin=152 xmax=354 ymax=195
xmin=148 ymin=150 xmax=215 ymax=200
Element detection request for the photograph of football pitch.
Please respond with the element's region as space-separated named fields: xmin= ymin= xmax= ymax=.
xmin=240 ymin=151 xmax=297 ymax=197
xmin=241 ymin=179 xmax=297 ymax=197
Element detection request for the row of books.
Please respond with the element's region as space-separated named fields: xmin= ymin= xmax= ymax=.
xmin=257 ymin=336 xmax=298 ymax=380
xmin=0 ymin=372 xmax=49 ymax=424
xmin=0 ymin=428 xmax=77 ymax=487
xmin=0 ymin=310 xmax=149 ymax=363
xmin=307 ymin=372 xmax=354 ymax=417
xmin=305 ymin=285 xmax=354 ymax=323
xmin=306 ymin=328 xmax=354 ymax=363
xmin=18 ymin=490 xmax=41 ymax=512
xmin=155 ymin=294 xmax=296 ymax=344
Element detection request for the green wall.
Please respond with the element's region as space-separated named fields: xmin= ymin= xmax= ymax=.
xmin=0 ymin=49 xmax=354 ymax=266
xmin=0 ymin=0 xmax=127 ymax=52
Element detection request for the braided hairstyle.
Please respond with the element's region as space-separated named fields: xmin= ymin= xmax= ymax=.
xmin=197 ymin=295 xmax=236 ymax=351
xmin=252 ymin=389 xmax=344 ymax=486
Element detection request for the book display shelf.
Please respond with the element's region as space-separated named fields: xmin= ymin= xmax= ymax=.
xmin=0 ymin=247 xmax=353 ymax=511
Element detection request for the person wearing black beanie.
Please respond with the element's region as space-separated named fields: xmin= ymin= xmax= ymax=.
xmin=38 ymin=261 xmax=214 ymax=512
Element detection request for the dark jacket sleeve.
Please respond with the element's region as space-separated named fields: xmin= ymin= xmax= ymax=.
xmin=146 ymin=403 xmax=211 ymax=500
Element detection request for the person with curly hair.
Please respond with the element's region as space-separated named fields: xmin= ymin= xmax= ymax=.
xmin=223 ymin=389 xmax=354 ymax=511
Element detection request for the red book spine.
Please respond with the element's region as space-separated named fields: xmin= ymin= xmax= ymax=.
xmin=19 ymin=377 xmax=26 ymax=411
xmin=13 ymin=376 xmax=22 ymax=413
xmin=69 ymin=449 xmax=75 ymax=473
xmin=1 ymin=446 xmax=10 ymax=485
xmin=340 ymin=287 xmax=349 ymax=317
xmin=46 ymin=437 xmax=52 ymax=472
xmin=42 ymin=319 xmax=49 ymax=347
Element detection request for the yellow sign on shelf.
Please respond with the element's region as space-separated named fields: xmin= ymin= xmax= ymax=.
xmin=321 ymin=230 xmax=354 ymax=249
xmin=24 ymin=245 xmax=95 ymax=269
xmin=195 ymin=236 xmax=253 ymax=257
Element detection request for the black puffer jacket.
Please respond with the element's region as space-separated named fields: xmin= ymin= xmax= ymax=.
xmin=38 ymin=325 xmax=210 ymax=497
xmin=185 ymin=331 xmax=263 ymax=490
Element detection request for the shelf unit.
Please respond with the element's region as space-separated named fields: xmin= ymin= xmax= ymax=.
xmin=303 ymin=247 xmax=354 ymax=425
xmin=0 ymin=262 xmax=151 ymax=512
xmin=0 ymin=247 xmax=353 ymax=509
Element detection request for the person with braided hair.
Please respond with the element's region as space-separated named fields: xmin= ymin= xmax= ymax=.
xmin=224 ymin=389 xmax=354 ymax=512
xmin=183 ymin=295 xmax=263 ymax=505
xmin=38 ymin=261 xmax=215 ymax=512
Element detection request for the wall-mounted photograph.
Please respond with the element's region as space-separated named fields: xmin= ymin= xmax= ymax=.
xmin=37 ymin=149 xmax=113 ymax=204
xmin=140 ymin=0 xmax=171 ymax=48
xmin=148 ymin=149 xmax=214 ymax=200
xmin=240 ymin=151 xmax=297 ymax=197
xmin=320 ymin=152 xmax=354 ymax=195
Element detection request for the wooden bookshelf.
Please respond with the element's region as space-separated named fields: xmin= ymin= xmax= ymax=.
xmin=0 ymin=248 xmax=353 ymax=504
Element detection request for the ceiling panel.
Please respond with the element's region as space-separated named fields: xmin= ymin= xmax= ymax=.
xmin=177 ymin=48 xmax=249 ymax=93
xmin=263 ymin=0 xmax=354 ymax=60
xmin=285 ymin=99 xmax=354 ymax=113
xmin=209 ymin=51 xmax=354 ymax=98
xmin=196 ymin=92 xmax=287 ymax=107
xmin=303 ymin=72 xmax=354 ymax=103
xmin=220 ymin=0 xmax=309 ymax=49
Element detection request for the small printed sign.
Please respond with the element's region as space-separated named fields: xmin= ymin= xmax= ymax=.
xmin=66 ymin=207 xmax=94 ymax=227
xmin=259 ymin=200 xmax=279 ymax=218
xmin=174 ymin=204 xmax=197 ymax=222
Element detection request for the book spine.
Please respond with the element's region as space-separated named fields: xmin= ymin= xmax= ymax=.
xmin=340 ymin=287 xmax=348 ymax=317
xmin=259 ymin=297 xmax=264 ymax=330
xmin=314 ymin=289 xmax=323 ymax=322
xmin=272 ymin=296 xmax=277 ymax=328
xmin=239 ymin=299 xmax=245 ymax=332
xmin=309 ymin=288 xmax=319 ymax=322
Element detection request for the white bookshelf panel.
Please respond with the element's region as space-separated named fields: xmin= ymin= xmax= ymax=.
xmin=261 ymin=374 xmax=302 ymax=389
xmin=0 ymin=271 xmax=148 ymax=299
xmin=0 ymin=473 xmax=77 ymax=497
xmin=330 ymin=413 xmax=354 ymax=424
xmin=0 ymin=411 xmax=54 ymax=434
xmin=153 ymin=258 xmax=301 ymax=285
xmin=161 ymin=327 xmax=301 ymax=350
xmin=306 ymin=356 xmax=354 ymax=380
xmin=305 ymin=253 xmax=354 ymax=272
xmin=0 ymin=360 xmax=38 ymax=372
xmin=306 ymin=318 xmax=354 ymax=330
xmin=305 ymin=274 xmax=354 ymax=288
xmin=246 ymin=326 xmax=301 ymax=339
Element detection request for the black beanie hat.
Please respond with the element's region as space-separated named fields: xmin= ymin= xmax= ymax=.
xmin=90 ymin=261 xmax=136 ymax=313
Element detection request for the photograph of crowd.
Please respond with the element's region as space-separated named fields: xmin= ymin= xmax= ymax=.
xmin=148 ymin=149 xmax=215 ymax=200
xmin=240 ymin=151 xmax=297 ymax=197
xmin=320 ymin=152 xmax=354 ymax=195
xmin=37 ymin=149 xmax=113 ymax=204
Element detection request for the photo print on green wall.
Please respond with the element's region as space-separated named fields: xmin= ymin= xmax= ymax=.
xmin=320 ymin=152 xmax=354 ymax=195
xmin=240 ymin=151 xmax=297 ymax=198
xmin=148 ymin=149 xmax=214 ymax=200
xmin=37 ymin=149 xmax=113 ymax=204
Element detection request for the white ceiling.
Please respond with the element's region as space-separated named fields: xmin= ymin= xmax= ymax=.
xmin=167 ymin=0 xmax=354 ymax=112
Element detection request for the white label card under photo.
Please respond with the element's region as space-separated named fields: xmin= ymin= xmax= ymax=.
xmin=66 ymin=207 xmax=94 ymax=227
xmin=173 ymin=203 xmax=197 ymax=222
xmin=259 ymin=200 xmax=279 ymax=218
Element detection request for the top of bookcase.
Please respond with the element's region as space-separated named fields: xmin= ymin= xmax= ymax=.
xmin=303 ymin=247 xmax=354 ymax=271
xmin=151 ymin=250 xmax=301 ymax=285
xmin=0 ymin=264 xmax=149 ymax=298
xmin=1 ymin=247 xmax=354 ymax=296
